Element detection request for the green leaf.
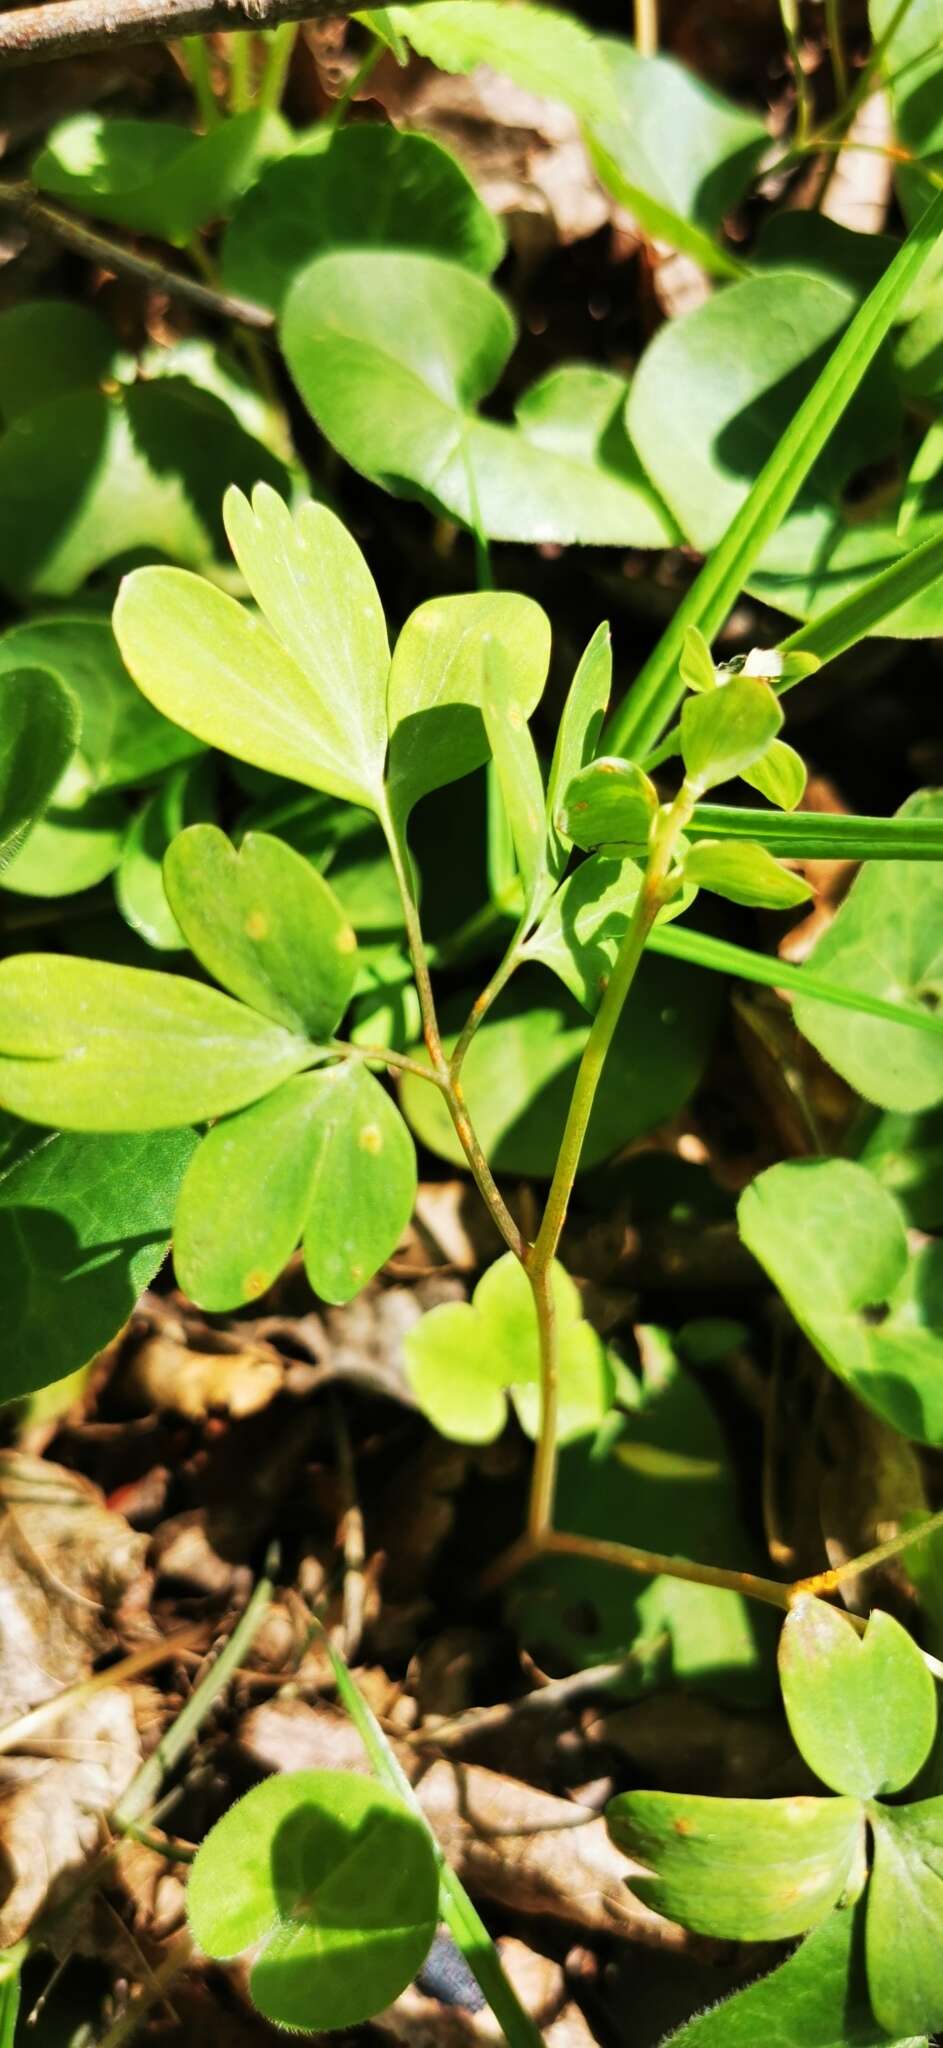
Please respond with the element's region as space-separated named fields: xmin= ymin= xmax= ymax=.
xmin=302 ymin=1062 xmax=416 ymax=1304
xmin=859 ymin=1104 xmax=943 ymax=1231
xmin=524 ymin=853 xmax=695 ymax=1012
xmin=222 ymin=124 xmax=503 ymax=311
xmin=0 ymin=790 xmax=127 ymax=898
xmin=660 ymin=1898 xmax=928 ymax=2048
xmin=164 ymin=825 xmax=357 ymax=1039
xmin=0 ymin=382 xmax=288 ymax=600
xmin=740 ymin=738 xmax=808 ymax=811
xmin=481 ymin=639 xmax=546 ymax=905
xmin=174 ymin=1073 xmax=326 ymax=1309
xmin=33 ymin=109 xmax=288 ymax=246
xmin=868 ymin=1799 xmax=943 ymax=2037
xmin=186 ymin=1767 xmax=438 ymax=2032
xmin=400 ymin=961 xmax=720 ymax=1174
xmin=588 ymin=42 xmax=765 ymax=276
xmin=0 ymin=616 xmax=201 ymax=797
xmin=609 ymin=185 xmax=943 ymax=759
xmin=0 ymin=668 xmax=78 ymax=865
xmin=738 ymin=1159 xmax=943 ymax=1444
xmin=558 ymin=757 xmax=658 ymax=853
xmin=681 ymin=676 xmax=783 ymax=792
xmin=687 ymin=800 xmax=943 ymax=862
xmin=606 ymin=1788 xmax=864 ymax=1941
xmin=794 ymin=793 xmax=943 ymax=1112
xmin=114 ymin=486 xmax=389 ymax=812
xmin=405 ymin=1251 xmax=613 ymax=1445
xmin=779 ymin=1598 xmax=936 ymax=1799
xmin=281 ymin=255 xmax=675 ymax=547
xmin=0 ymin=1125 xmax=196 ymax=1400
xmin=546 ymin=622 xmax=612 ymax=878
xmin=0 ymin=300 xmax=117 ymax=425
xmin=652 ymin=920 xmax=943 ymax=1045
xmin=358 ymin=0 xmax=618 ymax=126
xmin=115 ymin=760 xmax=214 ymax=952
xmin=680 ymin=625 xmax=716 ymax=694
xmin=0 ymin=955 xmax=313 ymax=1133
xmin=387 ymin=590 xmax=550 ymax=826
xmin=684 ymin=839 xmax=812 ymax=909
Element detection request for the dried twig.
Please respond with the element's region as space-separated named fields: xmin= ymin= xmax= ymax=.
xmin=0 ymin=0 xmax=358 ymax=68
xmin=0 ymin=180 xmax=274 ymax=328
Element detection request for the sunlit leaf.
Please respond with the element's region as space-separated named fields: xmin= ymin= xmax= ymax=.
xmin=302 ymin=1062 xmax=416 ymax=1303
xmin=387 ymin=589 xmax=550 ymax=826
xmin=683 ymin=838 xmax=812 ymax=909
xmin=680 ymin=675 xmax=783 ymax=792
xmin=779 ymin=1598 xmax=936 ymax=1799
xmin=0 ymin=667 xmax=78 ymax=867
xmin=33 ymin=109 xmax=288 ymax=245
xmin=867 ymin=1798 xmax=943 ymax=2038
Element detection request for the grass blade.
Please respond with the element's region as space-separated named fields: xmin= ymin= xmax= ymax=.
xmin=650 ymin=922 xmax=943 ymax=1038
xmin=608 ymin=184 xmax=943 ymax=760
xmin=323 ymin=1633 xmax=545 ymax=2048
xmin=688 ymin=805 xmax=943 ymax=860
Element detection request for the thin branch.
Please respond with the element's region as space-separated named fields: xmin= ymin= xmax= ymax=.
xmin=0 ymin=0 xmax=356 ymax=68
xmin=0 ymin=180 xmax=273 ymax=327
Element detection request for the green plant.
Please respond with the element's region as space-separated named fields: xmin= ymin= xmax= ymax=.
xmin=6 ymin=0 xmax=943 ymax=2037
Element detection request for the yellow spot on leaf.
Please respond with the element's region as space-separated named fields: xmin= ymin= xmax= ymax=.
xmin=359 ymin=1123 xmax=383 ymax=1154
xmin=245 ymin=909 xmax=269 ymax=940
xmin=335 ymin=925 xmax=357 ymax=954
xmin=244 ymin=1269 xmax=270 ymax=1298
xmin=508 ymin=703 xmax=524 ymax=730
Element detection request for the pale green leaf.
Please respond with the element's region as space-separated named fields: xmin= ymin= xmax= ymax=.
xmin=115 ymin=760 xmax=213 ymax=951
xmin=0 ymin=791 xmax=126 ymax=898
xmin=779 ymin=1598 xmax=936 ymax=1798
xmin=0 ymin=667 xmax=78 ymax=865
xmin=558 ymin=757 xmax=659 ymax=851
xmin=684 ymin=838 xmax=812 ymax=909
xmin=302 ymin=1062 xmax=416 ymax=1303
xmin=546 ymin=622 xmax=612 ymax=878
xmin=740 ymin=738 xmax=808 ymax=811
xmin=680 ymin=625 xmax=716 ymax=694
xmin=0 ymin=955 xmax=313 ymax=1132
xmin=524 ymin=853 xmax=695 ymax=1012
xmin=481 ymin=638 xmax=546 ymax=904
xmin=868 ymin=1800 xmax=943 ymax=2038
xmin=359 ymin=0 xmax=617 ymax=126
xmin=175 ymin=1073 xmax=334 ymax=1310
xmin=165 ymin=824 xmax=358 ymax=1038
xmin=386 ymin=589 xmax=550 ymax=824
xmin=680 ymin=675 xmax=783 ymax=792
xmin=33 ymin=109 xmax=288 ymax=246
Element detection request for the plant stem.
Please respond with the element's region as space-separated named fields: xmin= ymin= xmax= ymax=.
xmin=523 ymin=785 xmax=695 ymax=1538
xmin=634 ymin=0 xmax=658 ymax=56
xmin=179 ymin=34 xmax=221 ymax=125
xmin=228 ymin=28 xmax=254 ymax=110
xmin=448 ymin=910 xmax=529 ymax=1084
xmin=330 ymin=1038 xmax=451 ymax=1089
xmin=382 ymin=800 xmax=525 ymax=1260
xmin=325 ymin=34 xmax=383 ymax=131
xmin=825 ymin=0 xmax=848 ymax=104
xmin=482 ymin=1527 xmax=796 ymax=1612
xmin=258 ymin=20 xmax=297 ymax=109
xmin=779 ymin=0 xmax=812 ymax=147
xmin=793 ymin=1503 xmax=943 ymax=1597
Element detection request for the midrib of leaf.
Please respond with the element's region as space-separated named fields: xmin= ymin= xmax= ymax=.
xmin=687 ymin=805 xmax=943 ymax=859
xmin=650 ymin=922 xmax=943 ymax=1039
xmin=608 ymin=183 xmax=943 ymax=759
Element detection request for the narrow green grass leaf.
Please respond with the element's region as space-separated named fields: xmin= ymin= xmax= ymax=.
xmin=609 ymin=184 xmax=943 ymax=759
xmin=323 ymin=1634 xmax=545 ymax=2048
xmin=779 ymin=527 xmax=943 ymax=668
xmin=688 ymin=803 xmax=943 ymax=859
xmin=649 ymin=923 xmax=943 ymax=1041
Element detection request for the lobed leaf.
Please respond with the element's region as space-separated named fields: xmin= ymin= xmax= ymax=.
xmin=779 ymin=1598 xmax=937 ymax=1799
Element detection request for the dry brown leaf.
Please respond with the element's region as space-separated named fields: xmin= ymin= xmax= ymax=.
xmin=0 ymin=1686 xmax=142 ymax=1945
xmin=0 ymin=1452 xmax=145 ymax=1719
xmin=239 ymin=1698 xmax=699 ymax=1948
xmin=122 ymin=1334 xmax=284 ymax=1420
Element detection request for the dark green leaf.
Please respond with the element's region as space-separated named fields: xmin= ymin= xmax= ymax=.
xmin=400 ymin=961 xmax=720 ymax=1174
xmin=0 ymin=790 xmax=127 ymax=898
xmin=794 ymin=793 xmax=943 ymax=1111
xmin=868 ymin=1799 xmax=943 ymax=2037
xmin=33 ymin=109 xmax=288 ymax=245
xmin=0 ymin=1125 xmax=196 ymax=1400
xmin=0 ymin=382 xmax=288 ymax=599
xmin=222 ymin=124 xmax=504 ymax=311
xmin=779 ymin=1598 xmax=937 ymax=1798
xmin=165 ymin=825 xmax=357 ymax=1038
xmin=186 ymin=1768 xmax=439 ymax=2032
xmin=0 ymin=667 xmax=78 ymax=866
xmin=115 ymin=761 xmax=214 ymax=951
xmin=738 ymin=1159 xmax=943 ymax=1444
xmin=0 ymin=300 xmax=117 ymax=425
xmin=606 ymin=1788 xmax=865 ymax=1940
xmin=0 ymin=616 xmax=201 ymax=795
xmin=0 ymin=955 xmax=313 ymax=1132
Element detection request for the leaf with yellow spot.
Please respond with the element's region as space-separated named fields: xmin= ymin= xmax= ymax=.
xmin=481 ymin=635 xmax=548 ymax=909
xmin=302 ymin=1061 xmax=417 ymax=1305
xmin=606 ymin=1787 xmax=866 ymax=1941
xmin=164 ymin=824 xmax=358 ymax=1041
